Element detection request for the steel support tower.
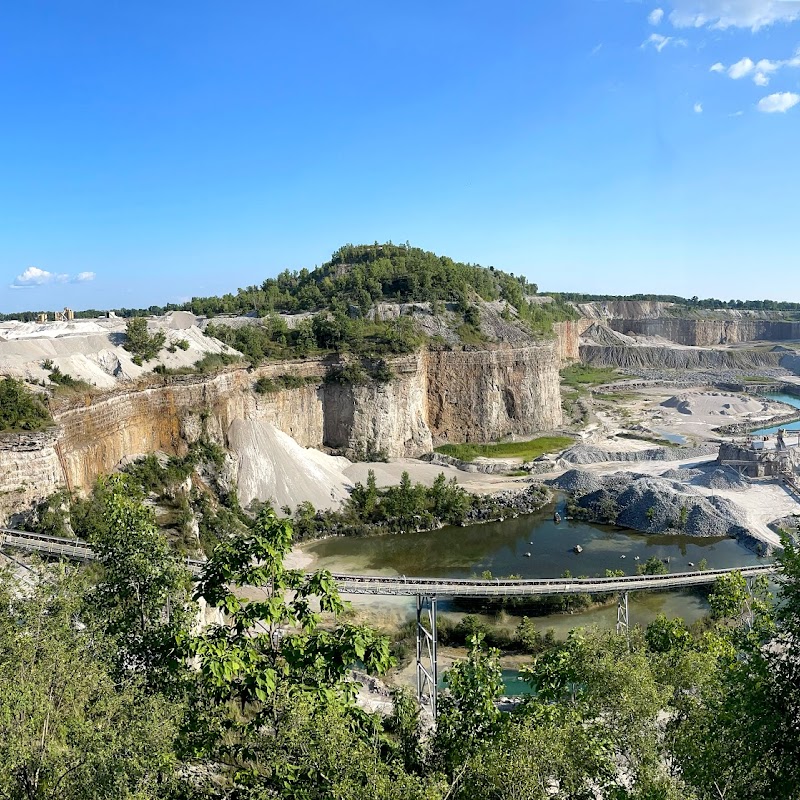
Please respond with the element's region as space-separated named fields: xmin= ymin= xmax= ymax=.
xmin=416 ymin=594 xmax=438 ymax=718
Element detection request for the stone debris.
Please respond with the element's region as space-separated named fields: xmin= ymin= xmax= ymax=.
xmin=559 ymin=444 xmax=716 ymax=465
xmin=552 ymin=468 xmax=755 ymax=542
xmin=690 ymin=466 xmax=750 ymax=491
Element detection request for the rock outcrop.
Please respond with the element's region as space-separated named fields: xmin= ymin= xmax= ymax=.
xmin=1 ymin=341 xmax=562 ymax=521
xmin=0 ymin=430 xmax=64 ymax=524
xmin=425 ymin=344 xmax=562 ymax=444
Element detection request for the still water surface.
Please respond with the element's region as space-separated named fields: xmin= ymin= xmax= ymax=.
xmin=751 ymin=392 xmax=800 ymax=436
xmin=304 ymin=503 xmax=764 ymax=633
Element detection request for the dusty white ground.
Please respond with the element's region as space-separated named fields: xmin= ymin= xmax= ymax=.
xmin=0 ymin=312 xmax=234 ymax=388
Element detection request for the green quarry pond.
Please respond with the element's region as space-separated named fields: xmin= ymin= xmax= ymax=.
xmin=303 ymin=502 xmax=765 ymax=633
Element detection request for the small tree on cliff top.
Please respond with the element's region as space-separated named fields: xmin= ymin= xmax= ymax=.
xmin=123 ymin=316 xmax=166 ymax=362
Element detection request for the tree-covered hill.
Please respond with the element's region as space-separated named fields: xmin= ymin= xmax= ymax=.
xmin=184 ymin=242 xmax=542 ymax=317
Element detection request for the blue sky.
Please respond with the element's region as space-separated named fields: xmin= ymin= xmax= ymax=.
xmin=2 ymin=0 xmax=799 ymax=312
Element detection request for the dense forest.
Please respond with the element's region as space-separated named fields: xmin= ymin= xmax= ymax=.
xmin=2 ymin=479 xmax=799 ymax=800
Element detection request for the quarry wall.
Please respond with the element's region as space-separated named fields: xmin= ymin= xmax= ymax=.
xmin=579 ymin=345 xmax=786 ymax=371
xmin=425 ymin=344 xmax=562 ymax=444
xmin=0 ymin=430 xmax=64 ymax=525
xmin=1 ymin=343 xmax=562 ymax=521
xmin=608 ymin=318 xmax=800 ymax=346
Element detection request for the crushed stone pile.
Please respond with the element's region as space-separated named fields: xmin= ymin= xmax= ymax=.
xmin=660 ymin=468 xmax=703 ymax=481
xmin=661 ymin=392 xmax=769 ymax=419
xmin=564 ymin=471 xmax=750 ymax=539
xmin=690 ymin=466 xmax=750 ymax=491
xmin=560 ymin=444 xmax=716 ymax=465
xmin=547 ymin=469 xmax=605 ymax=496
xmin=227 ymin=419 xmax=353 ymax=511
xmin=579 ymin=323 xmax=637 ymax=347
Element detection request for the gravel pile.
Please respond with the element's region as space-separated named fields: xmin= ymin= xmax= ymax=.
xmin=547 ymin=469 xmax=605 ymax=496
xmin=691 ymin=466 xmax=750 ymax=491
xmin=660 ymin=468 xmax=703 ymax=481
xmin=560 ymin=444 xmax=716 ymax=465
xmin=572 ymin=473 xmax=751 ymax=538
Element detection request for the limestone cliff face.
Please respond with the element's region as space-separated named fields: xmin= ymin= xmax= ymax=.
xmin=425 ymin=344 xmax=562 ymax=444
xmin=0 ymin=431 xmax=64 ymax=525
xmin=53 ymin=365 xmax=327 ymax=494
xmin=553 ymin=319 xmax=594 ymax=361
xmin=609 ymin=317 xmax=800 ymax=346
xmin=2 ymin=342 xmax=562 ymax=518
xmin=323 ymin=354 xmax=432 ymax=458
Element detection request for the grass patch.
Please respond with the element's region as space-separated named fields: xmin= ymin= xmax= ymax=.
xmin=435 ymin=435 xmax=573 ymax=462
xmin=456 ymin=323 xmax=488 ymax=346
xmin=560 ymin=363 xmax=630 ymax=389
xmin=742 ymin=375 xmax=775 ymax=383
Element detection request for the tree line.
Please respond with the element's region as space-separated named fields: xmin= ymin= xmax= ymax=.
xmin=2 ymin=477 xmax=799 ymax=799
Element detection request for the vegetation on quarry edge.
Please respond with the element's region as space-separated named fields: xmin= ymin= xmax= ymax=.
xmin=2 ymin=474 xmax=800 ymax=799
xmin=20 ymin=439 xmax=552 ymax=557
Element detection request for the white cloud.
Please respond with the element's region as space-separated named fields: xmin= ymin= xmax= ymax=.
xmin=649 ymin=8 xmax=665 ymax=25
xmin=710 ymin=50 xmax=800 ymax=85
xmin=9 ymin=266 xmax=97 ymax=289
xmin=728 ymin=57 xmax=755 ymax=79
xmin=670 ymin=0 xmax=800 ymax=32
xmin=10 ymin=267 xmax=69 ymax=289
xmin=757 ymin=91 xmax=800 ymax=112
xmin=729 ymin=110 xmax=745 ymax=116
xmin=694 ymin=102 xmax=704 ymax=113
xmin=642 ymin=33 xmax=687 ymax=52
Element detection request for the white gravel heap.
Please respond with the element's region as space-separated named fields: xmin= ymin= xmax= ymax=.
xmin=0 ymin=313 xmax=236 ymax=388
xmin=227 ymin=419 xmax=353 ymax=511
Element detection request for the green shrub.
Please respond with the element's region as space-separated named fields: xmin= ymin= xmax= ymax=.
xmin=0 ymin=378 xmax=53 ymax=432
xmin=123 ymin=317 xmax=166 ymax=362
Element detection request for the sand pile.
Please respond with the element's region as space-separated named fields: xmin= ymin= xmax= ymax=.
xmin=227 ymin=419 xmax=353 ymax=511
xmin=661 ymin=392 xmax=767 ymax=419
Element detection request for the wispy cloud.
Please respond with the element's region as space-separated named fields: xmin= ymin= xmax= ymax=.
xmin=669 ymin=0 xmax=800 ymax=32
xmin=641 ymin=33 xmax=687 ymax=52
xmin=757 ymin=91 xmax=800 ymax=113
xmin=694 ymin=102 xmax=704 ymax=113
xmin=590 ymin=43 xmax=603 ymax=56
xmin=10 ymin=267 xmax=97 ymax=289
xmin=648 ymin=8 xmax=665 ymax=25
xmin=710 ymin=49 xmax=800 ymax=86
